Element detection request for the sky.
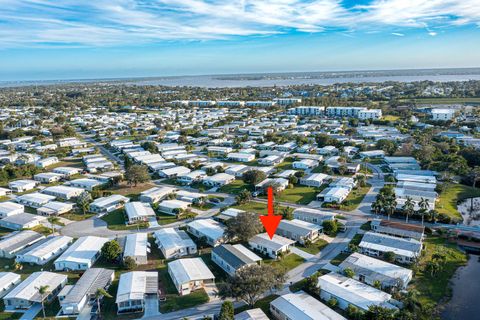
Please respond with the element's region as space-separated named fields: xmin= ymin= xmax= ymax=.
xmin=0 ymin=0 xmax=479 ymax=81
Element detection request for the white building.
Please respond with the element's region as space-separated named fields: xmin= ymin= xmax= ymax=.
xmin=42 ymin=185 xmax=84 ymax=200
xmin=139 ymin=186 xmax=176 ymax=204
xmin=275 ymin=219 xmax=321 ymax=245
xmin=431 ymin=108 xmax=456 ymax=121
xmin=318 ymin=272 xmax=397 ymax=311
xmin=287 ymin=106 xmax=324 ymax=116
xmin=54 ymin=236 xmax=109 ymax=271
xmin=0 ymin=212 xmax=46 ymax=230
xmin=35 ymin=156 xmax=59 ymax=168
xmin=292 ymin=159 xmax=319 ymax=170
xmin=293 ymin=207 xmax=336 ymax=225
xmin=318 ymin=187 xmax=351 ymax=203
xmin=235 ymin=308 xmax=269 ymax=320
xmin=0 ymin=230 xmax=45 ymax=259
xmin=227 ymin=152 xmax=255 ymax=163
xmin=16 ymin=235 xmax=73 ymax=265
xmin=299 ymin=173 xmax=329 ymax=187
xmin=34 ymin=172 xmax=64 ymax=184
xmin=203 ymin=173 xmax=235 ymax=188
xmin=0 ymin=272 xmax=21 ymax=298
xmin=124 ymin=202 xmax=156 ymax=224
xmin=8 ymin=180 xmax=37 ymax=193
xmin=157 ymin=199 xmax=191 ymax=215
xmin=115 ymin=271 xmax=158 ymax=314
xmin=0 ymin=202 xmax=24 ymax=218
xmin=123 ymin=233 xmax=149 ymax=265
xmin=187 ymin=219 xmax=226 ymax=247
xmin=37 ymin=201 xmax=74 ymax=216
xmin=248 ymin=233 xmax=295 ymax=259
xmin=153 ymin=228 xmax=197 ymax=259
xmin=359 ymin=232 xmax=422 ymax=264
xmin=89 ymin=194 xmax=130 ymax=214
xmin=358 ymin=109 xmax=382 ymax=120
xmin=168 ymin=258 xmax=215 ymax=295
xmin=68 ymin=178 xmax=103 ymax=191
xmin=53 ymin=167 xmax=82 ymax=177
xmin=15 ymin=192 xmax=55 ymax=208
xmin=211 ymin=244 xmax=262 ymax=276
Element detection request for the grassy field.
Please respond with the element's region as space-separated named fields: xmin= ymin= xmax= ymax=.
xmin=275 ymin=158 xmax=293 ymax=171
xmin=232 ymin=201 xmax=291 ymax=215
xmin=101 ymin=209 xmax=148 ymax=230
xmin=264 ymin=253 xmax=305 ymax=271
xmin=46 ymin=158 xmax=84 ymax=169
xmin=410 ymin=236 xmax=467 ymax=305
xmin=156 ymin=212 xmax=179 ymax=225
xmin=62 ymin=212 xmax=95 ymax=221
xmin=297 ymin=239 xmax=329 ymax=255
xmin=219 ymin=179 xmax=253 ymax=195
xmin=436 ymin=183 xmax=480 ymax=221
xmin=383 ymin=115 xmax=400 ymax=121
xmin=339 ymin=184 xmax=371 ymax=211
xmin=109 ymin=182 xmax=155 ymax=199
xmin=266 ymin=186 xmax=320 ymax=205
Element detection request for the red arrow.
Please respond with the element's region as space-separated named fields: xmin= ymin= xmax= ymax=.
xmin=259 ymin=186 xmax=282 ymax=239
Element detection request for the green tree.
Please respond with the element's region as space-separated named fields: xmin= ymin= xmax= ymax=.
xmin=37 ymin=285 xmax=50 ymax=319
xmin=101 ymin=240 xmax=122 ymax=262
xmin=242 ymin=170 xmax=267 ymax=185
xmin=123 ymin=256 xmax=137 ymax=270
xmin=343 ymin=267 xmax=355 ymax=278
xmin=304 ymin=273 xmax=320 ymax=296
xmin=125 ymin=164 xmax=150 ymax=187
xmin=235 ymin=189 xmax=252 ymax=205
xmin=47 ymin=216 xmax=60 ymax=235
xmin=322 ymin=220 xmax=338 ymax=236
xmin=94 ymin=287 xmax=112 ymax=319
xmin=76 ymin=191 xmax=92 ymax=215
xmin=218 ymin=301 xmax=234 ymax=320
xmin=365 ymin=305 xmax=397 ymax=320
xmin=225 ymin=211 xmax=263 ymax=242
xmin=384 ymin=251 xmax=396 ymax=263
xmin=402 ymin=196 xmax=415 ymax=223
xmin=376 ymin=139 xmax=398 ymax=156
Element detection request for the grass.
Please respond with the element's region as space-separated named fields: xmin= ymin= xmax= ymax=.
xmin=234 ymin=294 xmax=279 ymax=316
xmin=264 ymin=186 xmax=319 ymax=205
xmin=101 ymin=209 xmax=148 ymax=230
xmin=264 ymin=253 xmax=305 ymax=271
xmin=62 ymin=212 xmax=95 ymax=221
xmin=29 ymin=225 xmax=53 ymax=236
xmin=160 ymin=289 xmax=210 ymax=313
xmin=275 ymin=158 xmax=293 ymax=171
xmin=156 ymin=212 xmax=180 ymax=225
xmin=192 ymin=202 xmax=215 ymax=210
xmin=410 ymin=236 xmax=467 ymax=305
xmin=383 ymin=115 xmax=400 ymax=121
xmin=339 ymin=184 xmax=371 ymax=211
xmin=219 ymin=179 xmax=253 ymax=195
xmin=0 ymin=227 xmax=12 ymax=237
xmin=0 ymin=196 xmax=9 ymax=202
xmin=0 ymin=301 xmax=21 ymax=320
xmin=232 ymin=201 xmax=291 ymax=215
xmin=46 ymin=158 xmax=84 ymax=169
xmin=330 ymin=253 xmax=350 ymax=266
xmin=297 ymin=239 xmax=329 ymax=255
xmin=436 ymin=183 xmax=480 ymax=221
xmin=109 ymin=182 xmax=155 ymax=198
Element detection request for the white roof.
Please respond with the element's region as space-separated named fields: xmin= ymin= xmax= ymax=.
xmin=271 ymin=291 xmax=346 ymax=320
xmin=5 ymin=271 xmax=67 ymax=302
xmin=124 ymin=233 xmax=148 ymax=258
xmin=69 ymin=178 xmax=103 ymax=188
xmin=187 ymin=219 xmax=225 ymax=241
xmin=303 ymin=173 xmax=328 ymax=181
xmin=249 ymin=233 xmax=295 ymax=251
xmin=55 ymin=236 xmax=109 ymax=265
xmin=168 ymin=258 xmax=214 ymax=285
xmin=116 ymin=271 xmax=158 ymax=304
xmin=221 ymin=208 xmax=245 ymax=218
xmin=158 ymin=199 xmax=190 ymax=210
xmin=9 ymin=179 xmax=36 ymax=187
xmin=293 ymin=207 xmax=335 ymax=220
xmin=0 ymin=272 xmax=20 ymax=290
xmin=90 ymin=194 xmax=129 ymax=208
xmin=42 ymin=185 xmax=84 ymax=195
xmin=140 ymin=186 xmax=176 ymax=198
xmin=360 ymin=232 xmax=422 ymax=258
xmin=205 ymin=173 xmax=235 ymax=182
xmin=125 ymin=202 xmax=156 ymax=220
xmin=18 ymin=235 xmax=73 ymax=261
xmin=235 ymin=308 xmax=269 ymax=320
xmin=278 ymin=219 xmax=321 ymax=235
xmin=16 ymin=192 xmax=56 ymax=204
xmin=0 ymin=202 xmax=24 ymax=215
xmin=154 ymin=228 xmax=195 ymax=252
xmin=318 ymin=273 xmax=395 ymax=311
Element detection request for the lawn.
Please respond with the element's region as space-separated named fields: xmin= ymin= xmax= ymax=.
xmin=62 ymin=212 xmax=95 ymax=221
xmin=30 ymin=225 xmax=53 ymax=236
xmin=46 ymin=158 xmax=84 ymax=169
xmin=264 ymin=253 xmax=305 ymax=271
xmin=275 ymin=158 xmax=293 ymax=171
xmin=109 ymin=182 xmax=156 ymax=199
xmin=410 ymin=236 xmax=467 ymax=305
xmin=339 ymin=184 xmax=371 ymax=211
xmin=383 ymin=115 xmax=400 ymax=121
xmin=101 ymin=209 xmax=148 ymax=230
xmin=297 ymin=239 xmax=329 ymax=255
xmin=234 ymin=294 xmax=279 ymax=316
xmin=232 ymin=201 xmax=291 ymax=215
xmin=192 ymin=202 xmax=215 ymax=210
xmin=436 ymin=183 xmax=480 ymax=221
xmin=264 ymin=186 xmax=320 ymax=205
xmin=330 ymin=252 xmax=350 ymax=266
xmin=156 ymin=212 xmax=179 ymax=225
xmin=219 ymin=179 xmax=253 ymax=195
xmin=160 ymin=289 xmax=210 ymax=313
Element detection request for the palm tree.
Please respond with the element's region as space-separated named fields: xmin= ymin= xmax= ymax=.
xmin=355 ymin=174 xmax=366 ymax=188
xmin=418 ymin=197 xmax=430 ymax=226
xmin=402 ymin=196 xmax=415 ymax=223
xmin=94 ymin=288 xmax=112 ymax=319
xmin=36 ymin=285 xmax=50 ymax=319
xmin=469 ymin=166 xmax=480 ymax=215
xmin=371 ymin=200 xmax=383 ymax=217
xmin=47 ymin=216 xmax=60 ymax=235
xmin=363 ymin=157 xmax=370 ymax=176
xmin=384 ymin=195 xmax=397 ymax=220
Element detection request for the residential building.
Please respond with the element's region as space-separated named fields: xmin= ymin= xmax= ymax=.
xmin=293 ymin=207 xmax=336 ymax=225
xmin=68 ymin=178 xmax=103 ymax=191
xmin=168 ymin=258 xmax=215 ymax=295
xmin=41 ymin=185 xmax=84 ymax=200
xmin=15 ymin=192 xmax=55 ymax=208
xmin=34 ymin=172 xmax=64 ymax=184
xmin=187 ymin=219 xmax=226 ymax=247
xmin=359 ymin=232 xmax=422 ymax=264
xmin=8 ymin=180 xmax=37 ymax=193
xmin=0 ymin=231 xmax=45 ymax=258
xmin=299 ymin=173 xmax=329 ymax=187
xmin=15 ymin=235 xmax=73 ymax=265
xmin=157 ymin=199 xmax=191 ymax=215
xmin=275 ymin=219 xmax=321 ymax=244
xmin=235 ymin=308 xmax=269 ymax=320
xmin=139 ymin=186 xmax=176 ymax=204
xmin=0 ymin=212 xmax=47 ymax=230
xmin=89 ymin=194 xmax=130 ymax=215
xmin=0 ymin=272 xmax=21 ymax=298
xmin=317 ymin=187 xmax=351 ymax=203
xmin=116 ymin=271 xmax=158 ymax=314
xmin=55 ymin=236 xmax=109 ymax=271
xmin=0 ymin=202 xmax=24 ymax=218
xmin=211 ymin=244 xmax=262 ymax=276
xmin=248 ymin=233 xmax=295 ymax=259
xmin=202 ymin=173 xmax=235 ymax=188
xmin=371 ymin=219 xmax=425 ymax=241
xmin=124 ymin=202 xmax=156 ymax=224
xmin=123 ymin=233 xmax=148 ymax=265
xmin=153 ymin=228 xmax=197 ymax=259
xmin=37 ymin=201 xmax=74 ymax=216
xmin=292 ymin=159 xmax=319 ymax=170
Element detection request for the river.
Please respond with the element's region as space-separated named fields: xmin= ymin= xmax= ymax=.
xmin=441 ymin=254 xmax=480 ymax=320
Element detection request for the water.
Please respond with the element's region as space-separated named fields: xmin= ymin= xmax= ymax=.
xmin=441 ymin=254 xmax=480 ymax=320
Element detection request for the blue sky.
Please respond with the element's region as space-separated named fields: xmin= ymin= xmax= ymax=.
xmin=0 ymin=0 xmax=479 ymax=81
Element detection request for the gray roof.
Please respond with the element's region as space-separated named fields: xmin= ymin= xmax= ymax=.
xmin=62 ymin=268 xmax=114 ymax=304
xmin=0 ymin=230 xmax=45 ymax=254
xmin=212 ymin=244 xmax=259 ymax=270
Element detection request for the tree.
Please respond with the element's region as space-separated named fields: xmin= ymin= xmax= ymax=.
xmin=123 ymin=256 xmax=137 ymax=270
xmin=37 ymin=285 xmax=50 ymax=319
xmin=47 ymin=216 xmax=60 ymax=235
xmin=365 ymin=305 xmax=397 ymax=320
xmin=101 ymin=240 xmax=122 ymax=262
xmin=402 ymin=196 xmax=415 ymax=223
xmin=235 ymin=189 xmax=252 ymax=205
xmin=218 ymin=264 xmax=286 ymax=307
xmin=373 ymin=280 xmax=382 ymax=289
xmin=343 ymin=267 xmax=355 ymax=278
xmin=76 ymin=191 xmax=92 ymax=215
xmin=94 ymin=287 xmax=112 ymax=319
xmin=304 ymin=273 xmax=320 ymax=296
xmin=376 ymin=139 xmax=398 ymax=156
xmin=338 ymin=165 xmax=347 ymax=175
xmin=355 ymin=174 xmax=367 ymax=187
xmin=225 ymin=211 xmax=263 ymax=242
xmin=218 ymin=301 xmax=234 ymax=320
xmin=327 ymin=297 xmax=338 ymax=308
xmin=322 ymin=220 xmax=338 ymax=236
xmin=242 ymin=170 xmax=267 ymax=185
xmin=125 ymin=164 xmax=150 ymax=187
xmin=281 ymin=206 xmax=293 ymax=220
xmin=384 ymin=251 xmax=396 ymax=263
xmin=418 ymin=197 xmax=430 ymax=225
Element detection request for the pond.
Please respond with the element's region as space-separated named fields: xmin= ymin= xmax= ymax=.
xmin=441 ymin=254 xmax=480 ymax=319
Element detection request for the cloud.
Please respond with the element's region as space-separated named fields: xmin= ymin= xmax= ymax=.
xmin=0 ymin=0 xmax=479 ymax=47
xmin=391 ymin=32 xmax=405 ymax=36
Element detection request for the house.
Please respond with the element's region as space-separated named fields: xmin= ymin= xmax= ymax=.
xmin=177 ymin=170 xmax=206 ymax=185
xmin=116 ymin=271 xmax=158 ymax=314
xmin=42 ymin=185 xmax=84 ymax=200
xmin=175 ymin=190 xmax=207 ymax=204
xmin=124 ymin=202 xmax=156 ymax=224
xmin=52 ymin=167 xmax=82 ymax=178
xmin=203 ymin=173 xmax=235 ymax=188
xmin=317 ymin=187 xmax=350 ymax=203
xmin=255 ymin=178 xmax=289 ymax=194
xmin=0 ymin=188 xmax=12 ymax=197
xmin=227 ymin=152 xmax=255 ymax=163
xmin=4 ymin=271 xmax=67 ymax=310
xmin=35 ymin=156 xmax=59 ymax=168
xmin=292 ymin=159 xmax=318 ymax=170
xmin=187 ymin=218 xmax=226 ymax=247
xmin=371 ymin=219 xmax=425 ymax=241
xmin=0 ymin=230 xmax=45 ymax=258
xmin=359 ymin=150 xmax=385 ymax=159
xmin=235 ymin=308 xmax=269 ymax=320
xmin=34 ymin=172 xmax=64 ymax=184
xmin=158 ymin=166 xmax=191 ymax=178
xmin=139 ymin=186 xmax=176 ymax=204
xmin=318 ymin=272 xmax=397 ymax=312
xmin=248 ymin=233 xmax=295 ymax=258
xmin=37 ymin=201 xmax=74 ymax=216
xmin=257 ymin=155 xmax=283 ymax=166
xmin=275 ymin=219 xmax=321 ymax=245
xmin=276 ymin=142 xmax=297 ymax=152
xmin=358 ymin=109 xmax=382 ymax=120
xmin=0 ymin=272 xmax=21 ymax=298
xmin=293 ymin=207 xmax=335 ymax=225
xmin=123 ymin=233 xmax=148 ymax=265
xmin=299 ymin=173 xmax=329 ymax=187
xmin=15 ymin=192 xmax=55 ymax=208
xmin=0 ymin=213 xmax=47 ymax=230
xmin=68 ymin=178 xmax=103 ymax=191
xmin=211 ymin=244 xmax=262 ymax=276
xmin=274 ymin=169 xmax=298 ymax=179
xmin=153 ymin=228 xmax=197 ymax=259
xmin=59 ymin=268 xmax=115 ymax=315
xmin=359 ymin=232 xmax=422 ymax=264
xmin=215 ymin=208 xmax=244 ymax=223
xmin=331 ymin=177 xmax=356 ymax=190
xmin=225 ymin=164 xmax=249 ymax=177
xmin=54 ymin=236 xmax=109 ymax=271
xmin=157 ymin=199 xmax=191 ymax=216
xmin=168 ymin=258 xmax=215 ymax=295
xmin=0 ymin=202 xmax=24 ymax=218
xmin=270 ymin=291 xmax=346 ymax=320
xmin=431 ymin=108 xmax=456 ymax=121
xmin=339 ymin=252 xmax=413 ymax=290
xmin=15 ymin=235 xmax=73 ymax=265
xmin=8 ymin=180 xmax=37 ymax=193
xmin=89 ymin=194 xmax=130 ymax=215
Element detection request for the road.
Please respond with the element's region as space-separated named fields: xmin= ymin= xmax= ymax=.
xmin=79 ymin=133 xmax=125 ymax=167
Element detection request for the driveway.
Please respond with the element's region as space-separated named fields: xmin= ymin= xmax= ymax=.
xmin=142 ymin=296 xmax=160 ymax=318
xmin=19 ymin=303 xmax=42 ymax=320
xmin=290 ymin=246 xmax=315 ymax=260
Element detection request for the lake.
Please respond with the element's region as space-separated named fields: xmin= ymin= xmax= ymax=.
xmin=441 ymin=254 xmax=480 ymax=320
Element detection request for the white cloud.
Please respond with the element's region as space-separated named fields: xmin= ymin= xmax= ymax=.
xmin=391 ymin=32 xmax=405 ymax=36
xmin=0 ymin=0 xmax=479 ymax=47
